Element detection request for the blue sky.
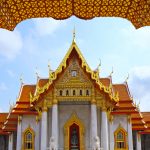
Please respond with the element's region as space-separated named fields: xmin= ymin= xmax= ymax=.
xmin=0 ymin=17 xmax=150 ymax=112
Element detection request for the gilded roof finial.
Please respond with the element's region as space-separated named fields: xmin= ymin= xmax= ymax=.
xmin=125 ymin=73 xmax=129 ymax=82
xmin=97 ymin=59 xmax=101 ymax=73
xmin=48 ymin=60 xmax=52 ymax=74
xmin=110 ymin=67 xmax=114 ymax=76
xmin=35 ymin=67 xmax=39 ymax=79
xmin=73 ymin=26 xmax=76 ymax=42
xmin=20 ymin=74 xmax=23 ymax=85
xmin=137 ymin=100 xmax=140 ymax=110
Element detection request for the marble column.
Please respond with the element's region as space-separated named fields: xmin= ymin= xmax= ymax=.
xmin=8 ymin=133 xmax=13 ymax=150
xmin=40 ymin=109 xmax=48 ymax=150
xmin=51 ymin=103 xmax=58 ymax=148
xmin=101 ymin=110 xmax=109 ymax=150
xmin=16 ymin=116 xmax=22 ymax=150
xmin=109 ymin=120 xmax=114 ymax=150
xmin=127 ymin=116 xmax=133 ymax=150
xmin=136 ymin=132 xmax=141 ymax=150
xmin=91 ymin=103 xmax=98 ymax=148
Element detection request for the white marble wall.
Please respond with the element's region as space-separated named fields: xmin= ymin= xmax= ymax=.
xmin=22 ymin=115 xmax=40 ymax=150
xmin=109 ymin=115 xmax=131 ymax=150
xmin=58 ymin=103 xmax=91 ymax=149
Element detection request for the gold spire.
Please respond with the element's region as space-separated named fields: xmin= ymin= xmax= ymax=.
xmin=97 ymin=59 xmax=101 ymax=73
xmin=20 ymin=74 xmax=23 ymax=85
xmin=48 ymin=60 xmax=53 ymax=75
xmin=35 ymin=67 xmax=39 ymax=79
xmin=73 ymin=26 xmax=76 ymax=42
xmin=125 ymin=73 xmax=129 ymax=82
xmin=109 ymin=67 xmax=114 ymax=76
xmin=48 ymin=60 xmax=51 ymax=73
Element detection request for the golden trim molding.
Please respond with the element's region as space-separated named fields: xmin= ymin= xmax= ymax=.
xmin=22 ymin=126 xmax=35 ymax=150
xmin=64 ymin=113 xmax=85 ymax=150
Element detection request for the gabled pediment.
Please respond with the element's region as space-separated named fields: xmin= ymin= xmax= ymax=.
xmin=30 ymin=41 xmax=118 ymax=105
xmin=55 ymin=55 xmax=93 ymax=87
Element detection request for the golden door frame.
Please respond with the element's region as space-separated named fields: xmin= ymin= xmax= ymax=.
xmin=64 ymin=113 xmax=85 ymax=150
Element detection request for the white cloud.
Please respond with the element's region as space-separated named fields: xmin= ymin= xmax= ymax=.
xmin=121 ymin=26 xmax=150 ymax=49
xmin=0 ymin=29 xmax=23 ymax=59
xmin=128 ymin=66 xmax=150 ymax=111
xmin=33 ymin=18 xmax=66 ymax=36
xmin=0 ymin=82 xmax=8 ymax=91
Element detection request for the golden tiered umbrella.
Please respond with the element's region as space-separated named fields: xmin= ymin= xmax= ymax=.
xmin=0 ymin=0 xmax=150 ymax=31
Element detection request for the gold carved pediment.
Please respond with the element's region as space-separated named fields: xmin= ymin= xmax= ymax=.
xmin=55 ymin=57 xmax=92 ymax=87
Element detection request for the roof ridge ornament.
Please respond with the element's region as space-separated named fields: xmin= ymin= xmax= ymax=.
xmin=20 ymin=74 xmax=24 ymax=85
xmin=35 ymin=67 xmax=40 ymax=80
xmin=109 ymin=67 xmax=114 ymax=77
xmin=72 ymin=26 xmax=76 ymax=43
xmin=97 ymin=59 xmax=101 ymax=74
xmin=124 ymin=73 xmax=129 ymax=83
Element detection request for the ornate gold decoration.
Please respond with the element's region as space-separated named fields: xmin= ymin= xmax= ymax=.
xmin=42 ymin=99 xmax=48 ymax=112
xmin=0 ymin=0 xmax=150 ymax=31
xmin=114 ymin=124 xmax=128 ymax=150
xmin=34 ymin=106 xmax=42 ymax=119
xmin=30 ymin=41 xmax=119 ymax=105
xmin=64 ymin=113 xmax=85 ymax=150
xmin=18 ymin=115 xmax=22 ymax=125
xmin=35 ymin=115 xmax=40 ymax=124
xmin=22 ymin=127 xmax=35 ymax=150
xmin=127 ymin=115 xmax=131 ymax=124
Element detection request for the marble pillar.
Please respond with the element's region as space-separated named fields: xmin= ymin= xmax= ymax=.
xmin=8 ymin=133 xmax=13 ymax=150
xmin=127 ymin=116 xmax=133 ymax=150
xmin=91 ymin=104 xmax=98 ymax=148
xmin=16 ymin=116 xmax=22 ymax=150
xmin=40 ymin=110 xmax=48 ymax=150
xmin=101 ymin=110 xmax=109 ymax=150
xmin=51 ymin=104 xmax=58 ymax=148
xmin=136 ymin=132 xmax=141 ymax=150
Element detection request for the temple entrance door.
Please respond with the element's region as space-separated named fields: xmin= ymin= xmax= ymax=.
xmin=64 ymin=113 xmax=85 ymax=150
xmin=69 ymin=123 xmax=80 ymax=150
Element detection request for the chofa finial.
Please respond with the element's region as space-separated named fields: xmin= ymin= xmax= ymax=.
xmin=73 ymin=26 xmax=76 ymax=42
xmin=98 ymin=59 xmax=101 ymax=71
xmin=110 ymin=67 xmax=114 ymax=76
xmin=125 ymin=73 xmax=129 ymax=82
xmin=48 ymin=60 xmax=52 ymax=74
xmin=20 ymin=74 xmax=23 ymax=85
xmin=35 ymin=67 xmax=39 ymax=79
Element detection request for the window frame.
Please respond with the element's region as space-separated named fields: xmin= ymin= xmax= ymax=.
xmin=22 ymin=127 xmax=35 ymax=150
xmin=114 ymin=126 xmax=128 ymax=150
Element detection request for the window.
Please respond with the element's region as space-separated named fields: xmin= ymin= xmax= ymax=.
xmin=73 ymin=90 xmax=76 ymax=96
xmin=66 ymin=90 xmax=69 ymax=96
xmin=79 ymin=90 xmax=82 ymax=96
xmin=23 ymin=128 xmax=34 ymax=150
xmin=71 ymin=70 xmax=77 ymax=77
xmin=114 ymin=127 xmax=127 ymax=150
xmin=59 ymin=90 xmax=63 ymax=96
xmin=86 ymin=90 xmax=89 ymax=96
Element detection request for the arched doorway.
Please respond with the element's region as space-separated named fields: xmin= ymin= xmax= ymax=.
xmin=69 ymin=123 xmax=80 ymax=150
xmin=64 ymin=113 xmax=85 ymax=150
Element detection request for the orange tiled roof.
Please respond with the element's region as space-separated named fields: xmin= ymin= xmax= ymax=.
xmin=38 ymin=79 xmax=49 ymax=88
xmin=0 ymin=113 xmax=9 ymax=135
xmin=142 ymin=112 xmax=150 ymax=122
xmin=0 ymin=113 xmax=8 ymax=123
xmin=18 ymin=85 xmax=36 ymax=102
xmin=99 ymin=78 xmax=111 ymax=87
xmin=113 ymin=84 xmax=131 ymax=101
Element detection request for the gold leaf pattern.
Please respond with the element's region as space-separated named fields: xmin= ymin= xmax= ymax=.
xmin=0 ymin=0 xmax=150 ymax=31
